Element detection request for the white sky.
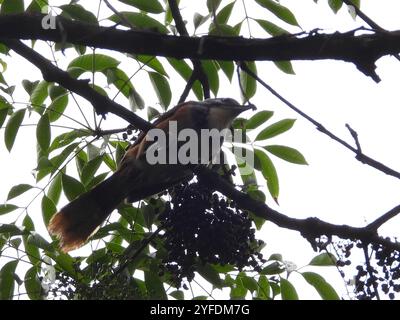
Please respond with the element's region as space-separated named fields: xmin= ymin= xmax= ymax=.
xmin=1 ymin=0 xmax=400 ymax=300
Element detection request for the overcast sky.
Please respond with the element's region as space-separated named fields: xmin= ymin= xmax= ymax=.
xmin=1 ymin=0 xmax=400 ymax=299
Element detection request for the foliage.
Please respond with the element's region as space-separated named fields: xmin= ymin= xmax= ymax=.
xmin=0 ymin=0 xmax=370 ymax=300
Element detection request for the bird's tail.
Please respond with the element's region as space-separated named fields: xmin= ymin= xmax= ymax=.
xmin=48 ymin=171 xmax=129 ymax=252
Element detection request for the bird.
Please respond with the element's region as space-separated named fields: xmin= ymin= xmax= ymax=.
xmin=48 ymin=98 xmax=253 ymax=252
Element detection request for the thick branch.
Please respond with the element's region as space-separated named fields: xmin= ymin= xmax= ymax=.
xmin=1 ymin=14 xmax=400 ymax=80
xmin=1 ymin=39 xmax=152 ymax=132
xmin=195 ymin=166 xmax=400 ymax=252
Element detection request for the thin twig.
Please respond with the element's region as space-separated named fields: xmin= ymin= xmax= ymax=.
xmin=239 ymin=62 xmax=400 ymax=180
xmin=167 ymin=0 xmax=210 ymax=101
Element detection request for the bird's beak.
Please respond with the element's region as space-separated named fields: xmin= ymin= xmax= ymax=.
xmin=220 ymin=103 xmax=256 ymax=114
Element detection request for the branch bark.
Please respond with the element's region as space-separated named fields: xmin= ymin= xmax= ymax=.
xmin=1 ymin=38 xmax=153 ymax=132
xmin=1 ymin=14 xmax=400 ymax=81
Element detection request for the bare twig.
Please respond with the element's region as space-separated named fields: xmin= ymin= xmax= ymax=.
xmin=239 ymin=62 xmax=400 ymax=180
xmin=103 ymin=0 xmax=135 ymax=29
xmin=346 ymin=123 xmax=362 ymax=153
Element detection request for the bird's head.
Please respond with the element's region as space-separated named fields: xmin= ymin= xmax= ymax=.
xmin=193 ymin=98 xmax=255 ymax=130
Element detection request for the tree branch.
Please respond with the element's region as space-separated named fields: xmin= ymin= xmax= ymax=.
xmin=167 ymin=0 xmax=210 ymax=101
xmin=1 ymin=38 xmax=153 ymax=132
xmin=239 ymin=62 xmax=400 ymax=180
xmin=194 ymin=166 xmax=400 ymax=252
xmin=1 ymin=14 xmax=400 ymax=81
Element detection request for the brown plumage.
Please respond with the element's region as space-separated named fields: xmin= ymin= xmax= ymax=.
xmin=48 ymin=99 xmax=251 ymax=252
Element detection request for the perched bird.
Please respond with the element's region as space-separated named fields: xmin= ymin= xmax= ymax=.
xmin=48 ymin=98 xmax=252 ymax=252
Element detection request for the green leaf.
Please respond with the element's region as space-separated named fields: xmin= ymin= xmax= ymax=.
xmin=256 ymin=119 xmax=296 ymax=141
xmin=202 ymin=60 xmax=219 ymax=96
xmin=4 ymin=108 xmax=25 ymax=152
xmin=268 ymin=253 xmax=283 ymax=261
xmin=7 ymin=184 xmax=33 ymax=200
xmin=301 ymin=272 xmax=340 ymax=300
xmin=109 ymin=12 xmax=168 ymax=33
xmin=62 ymin=174 xmax=85 ymax=201
xmin=239 ymin=61 xmax=257 ymax=101
xmin=230 ymin=274 xmax=247 ymax=299
xmin=24 ymin=267 xmax=43 ymax=300
xmin=46 ymin=94 xmax=68 ymax=122
xmin=49 ymin=130 xmax=89 ymax=152
xmin=309 ymin=253 xmax=337 ymax=266
xmin=261 ymin=261 xmax=285 ymax=275
xmin=0 ymin=104 xmax=10 ymax=128
xmin=22 ymin=215 xmax=41 ymax=265
xmin=0 ymin=260 xmax=18 ymax=300
xmin=37 ymin=113 xmax=51 ymax=152
xmin=118 ymin=0 xmax=164 ymax=14
xmin=60 ymin=4 xmax=98 ymax=24
xmin=68 ymin=54 xmax=120 ymax=77
xmin=193 ymin=13 xmax=209 ymax=30
xmin=30 ymin=81 xmax=49 ymax=114
xmin=1 ymin=0 xmax=24 ymax=14
xmin=245 ymin=111 xmax=274 ymax=130
xmin=105 ymin=68 xmax=134 ymax=98
xmin=129 ymin=87 xmax=145 ymax=111
xmin=48 ymin=84 xmax=67 ymax=100
xmin=49 ymin=142 xmax=80 ymax=172
xmin=241 ymin=275 xmax=258 ymax=293
xmin=255 ymin=0 xmax=299 ymax=26
xmin=147 ymin=106 xmax=160 ymax=121
xmin=257 ymin=275 xmax=271 ymax=299
xmin=148 ymin=72 xmax=171 ymax=109
xmin=196 ymin=263 xmax=223 ymax=289
xmin=41 ymin=195 xmax=57 ymax=227
xmin=218 ymin=60 xmax=234 ymax=81
xmin=27 ymin=0 xmax=47 ymax=13
xmin=0 ymin=224 xmax=25 ymax=236
xmin=27 ymin=233 xmax=53 ymax=251
xmin=167 ymin=58 xmax=203 ymax=100
xmin=135 ymin=55 xmax=168 ymax=77
xmin=48 ymin=173 xmax=63 ymax=205
xmin=45 ymin=251 xmax=76 ymax=277
xmin=207 ymin=0 xmax=222 ymax=12
xmin=280 ymin=278 xmax=299 ymax=300
xmin=216 ymin=2 xmax=235 ymax=24
xmin=22 ymin=80 xmax=39 ymax=96
xmin=255 ymin=149 xmax=279 ymax=200
xmin=0 ymin=204 xmax=19 ymax=215
xmin=145 ymin=262 xmax=167 ymax=299
xmin=274 ymin=61 xmax=295 ymax=75
xmin=328 ymin=0 xmax=343 ymax=13
xmin=169 ymin=290 xmax=184 ymax=300
xmin=255 ymin=19 xmax=289 ymax=36
xmin=81 ymin=156 xmax=103 ymax=186
xmin=264 ymin=145 xmax=307 ymax=165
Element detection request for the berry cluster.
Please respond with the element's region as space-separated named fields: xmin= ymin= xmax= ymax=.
xmin=158 ymin=181 xmax=265 ymax=288
xmin=334 ymin=239 xmax=400 ymax=300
